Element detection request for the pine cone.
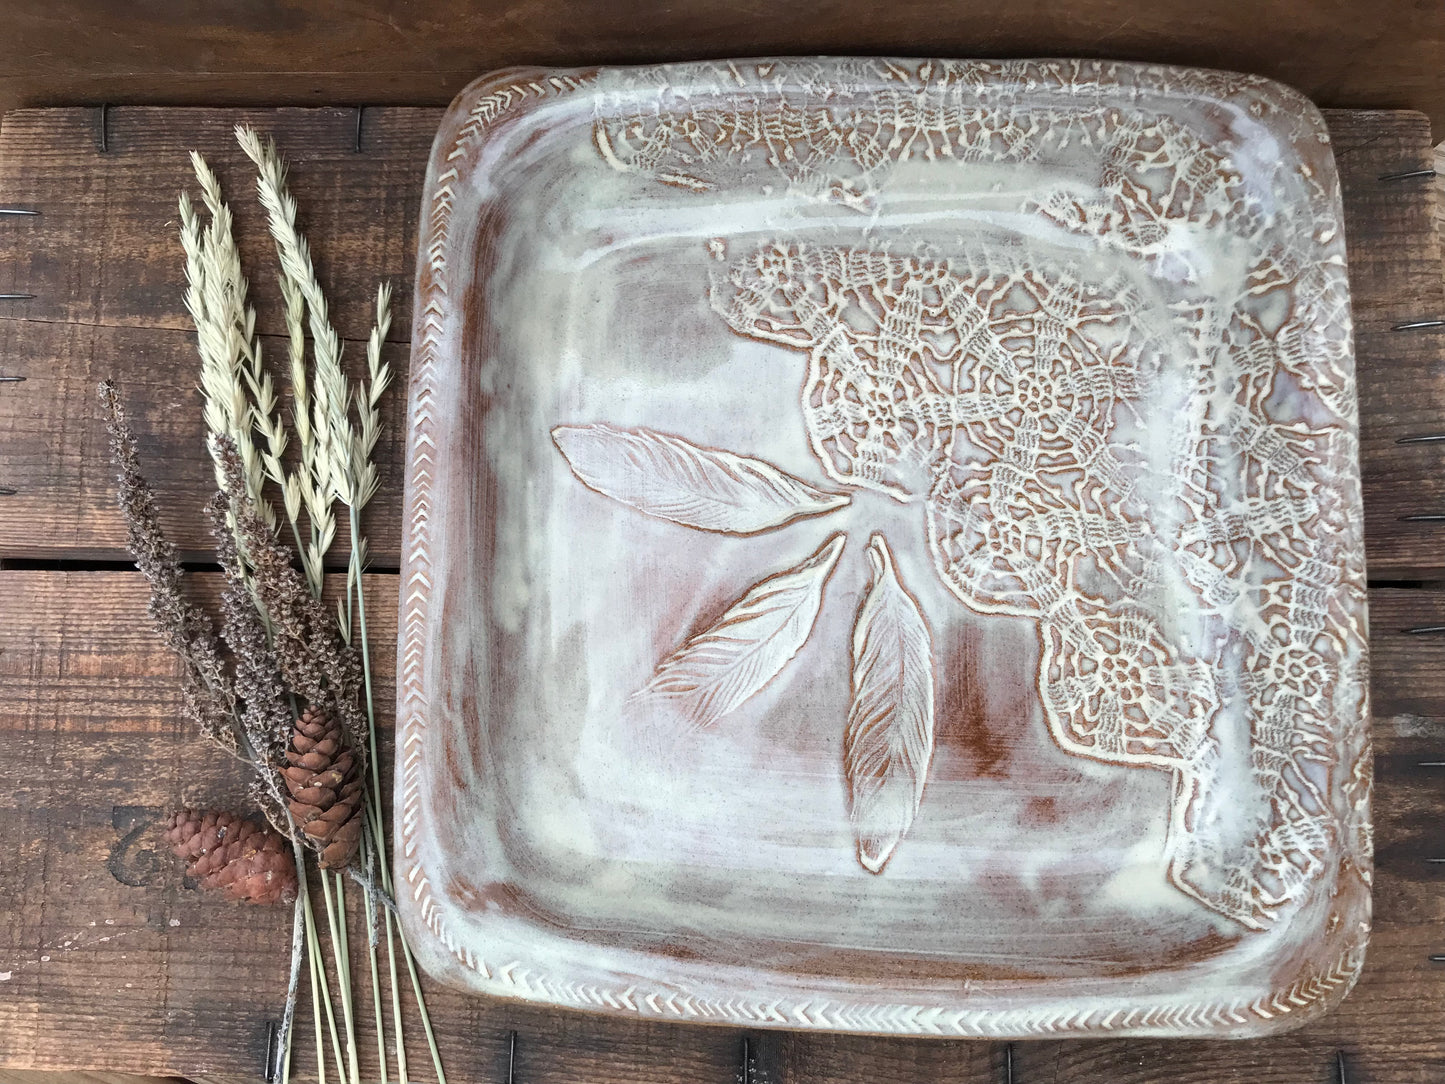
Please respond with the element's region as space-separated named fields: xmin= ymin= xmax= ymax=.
xmin=164 ymin=808 xmax=298 ymax=905
xmin=281 ymin=704 xmax=365 ymax=869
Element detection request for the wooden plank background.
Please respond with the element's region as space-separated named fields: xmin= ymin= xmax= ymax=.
xmin=4 ymin=3 xmax=1445 ymax=134
xmin=2 ymin=105 xmax=1445 ymax=1083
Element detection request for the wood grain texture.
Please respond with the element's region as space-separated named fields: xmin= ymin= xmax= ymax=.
xmin=3 ymin=0 xmax=1445 ymax=133
xmin=3 ymin=101 xmax=1445 ymax=1080
xmin=5 ymin=107 xmax=1443 ymax=574
xmin=1336 ymin=112 xmax=1445 ymax=576
xmin=0 ymin=320 xmax=406 ymax=565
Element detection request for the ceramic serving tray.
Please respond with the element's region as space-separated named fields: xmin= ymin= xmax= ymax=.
xmin=397 ymin=57 xmax=1371 ymax=1039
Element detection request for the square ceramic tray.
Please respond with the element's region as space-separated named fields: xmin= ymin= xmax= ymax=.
xmin=397 ymin=57 xmax=1372 ymax=1039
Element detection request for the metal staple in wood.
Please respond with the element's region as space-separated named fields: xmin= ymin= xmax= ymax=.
xmin=263 ymin=1020 xmax=279 ymax=1083
xmin=1379 ymin=166 xmax=1437 ymax=181
xmin=1 ymin=206 xmax=37 ymax=304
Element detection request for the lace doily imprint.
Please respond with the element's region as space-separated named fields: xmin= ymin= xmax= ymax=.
xmin=581 ymin=59 xmax=1368 ymax=932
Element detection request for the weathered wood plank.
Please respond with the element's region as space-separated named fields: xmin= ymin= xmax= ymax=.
xmin=2 ymin=107 xmax=1444 ymax=573
xmin=0 ymin=106 xmax=434 ymax=340
xmin=2 ymin=570 xmax=1442 ymax=1080
xmin=7 ymin=1 xmax=1445 ymax=133
xmin=1333 ymin=112 xmax=1445 ymax=576
xmin=0 ymin=321 xmax=406 ymax=565
xmin=1370 ymin=588 xmax=1445 ymax=723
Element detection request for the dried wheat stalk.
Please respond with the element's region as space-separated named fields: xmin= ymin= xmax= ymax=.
xmin=181 ymin=155 xmax=286 ymax=532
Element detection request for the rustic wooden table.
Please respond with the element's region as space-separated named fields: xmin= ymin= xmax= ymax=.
xmin=1 ymin=104 xmax=1444 ymax=1084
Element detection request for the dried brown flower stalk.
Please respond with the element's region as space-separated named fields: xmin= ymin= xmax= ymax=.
xmin=213 ymin=435 xmax=367 ymax=752
xmin=208 ymin=493 xmax=292 ymax=752
xmin=98 ymin=380 xmax=239 ymax=754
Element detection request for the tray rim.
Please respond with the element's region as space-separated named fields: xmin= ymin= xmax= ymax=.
xmin=395 ymin=54 xmax=1371 ymax=1039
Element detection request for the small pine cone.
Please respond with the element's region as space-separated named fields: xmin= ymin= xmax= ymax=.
xmin=164 ymin=808 xmax=298 ymax=905
xmin=282 ymin=704 xmax=365 ymax=869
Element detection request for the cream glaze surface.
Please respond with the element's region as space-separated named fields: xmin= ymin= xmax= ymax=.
xmin=398 ymin=57 xmax=1370 ymax=1038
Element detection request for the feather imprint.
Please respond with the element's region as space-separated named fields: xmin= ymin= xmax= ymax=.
xmin=845 ymin=533 xmax=935 ymax=873
xmin=553 ymin=424 xmax=849 ymax=534
xmin=637 ymin=533 xmax=847 ymax=727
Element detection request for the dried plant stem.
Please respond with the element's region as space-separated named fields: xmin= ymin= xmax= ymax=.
xmin=308 ymin=922 xmax=326 ymax=1084
xmin=353 ymin=569 xmax=411 ymax=1083
xmin=402 ymin=939 xmax=445 ymax=1084
xmin=280 ymin=874 xmax=305 ymax=1084
xmin=305 ymin=886 xmax=347 ymax=1083
xmin=364 ymin=885 xmax=389 ymax=1084
xmin=384 ymin=901 xmax=408 ymax=1084
xmin=282 ymin=1000 xmax=295 ymax=1084
xmin=242 ymin=709 xmax=331 ymax=1084
xmin=336 ymin=873 xmax=361 ymax=1084
xmin=99 ymin=381 xmax=239 ymax=753
xmin=344 ymin=288 xmax=442 ymax=1083
xmin=235 ymin=125 xmax=352 ymax=512
xmin=319 ymin=864 xmax=359 ymax=1084
xmin=182 ymin=153 xmax=283 ymax=531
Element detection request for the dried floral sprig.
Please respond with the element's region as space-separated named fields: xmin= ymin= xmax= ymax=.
xmin=213 ymin=436 xmax=366 ymax=750
xmin=208 ymin=494 xmax=292 ymax=762
xmin=278 ymin=269 xmax=332 ymax=592
xmin=353 ymin=283 xmax=393 ymax=515
xmin=233 ymin=126 xmax=443 ymax=1084
xmin=235 ymin=125 xmax=352 ymax=508
xmin=98 ymin=380 xmax=238 ymax=753
xmin=181 ymin=155 xmax=286 ymax=531
xmin=163 ymin=128 xmax=441 ymax=1084
xmin=103 ymin=381 xmax=313 ymax=1074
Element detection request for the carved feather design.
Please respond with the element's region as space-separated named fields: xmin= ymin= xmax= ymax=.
xmin=552 ymin=423 xmax=850 ymax=534
xmin=845 ymin=534 xmax=935 ymax=874
xmin=637 ymin=533 xmax=847 ymax=727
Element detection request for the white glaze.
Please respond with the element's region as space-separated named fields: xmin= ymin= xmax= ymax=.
xmin=398 ymin=58 xmax=1370 ymax=1038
